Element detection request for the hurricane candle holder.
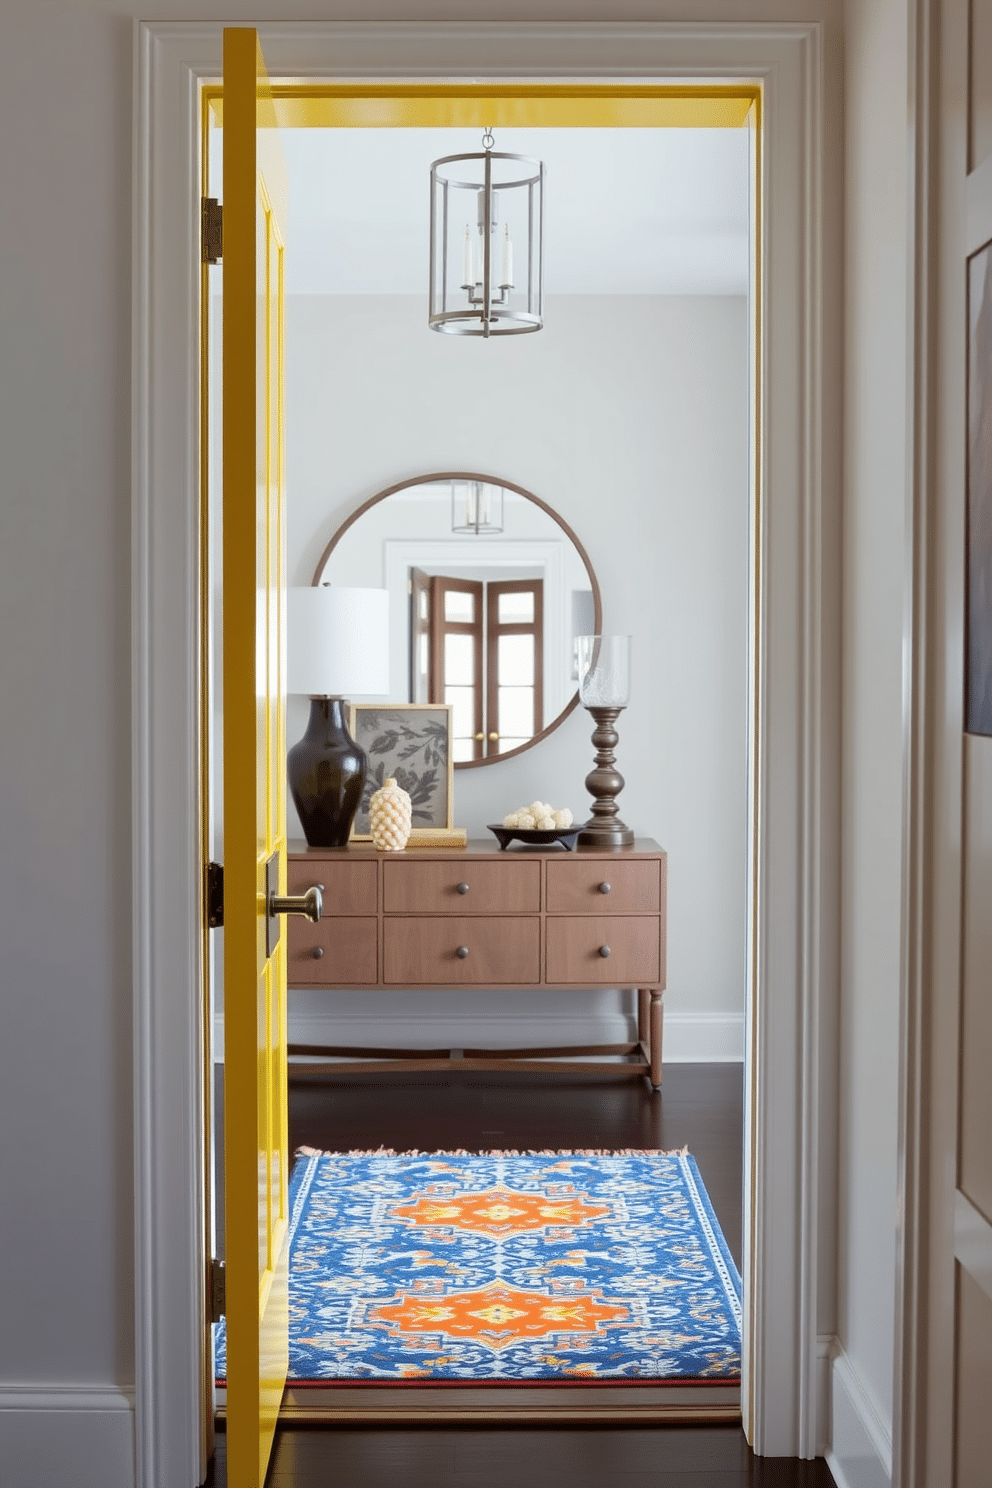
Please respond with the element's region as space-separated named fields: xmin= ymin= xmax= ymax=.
xmin=575 ymin=635 xmax=634 ymax=848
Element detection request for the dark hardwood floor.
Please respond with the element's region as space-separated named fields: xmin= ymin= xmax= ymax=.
xmin=210 ymin=1421 xmax=835 ymax=1486
xmin=209 ymin=1064 xmax=835 ymax=1486
xmin=287 ymin=1063 xmax=744 ymax=1268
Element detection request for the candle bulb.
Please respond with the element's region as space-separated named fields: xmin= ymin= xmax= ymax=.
xmin=461 ymin=224 xmax=474 ymax=290
xmin=500 ymin=224 xmax=513 ymax=289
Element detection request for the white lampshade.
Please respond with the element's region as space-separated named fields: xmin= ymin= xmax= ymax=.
xmin=287 ymin=586 xmax=390 ymax=696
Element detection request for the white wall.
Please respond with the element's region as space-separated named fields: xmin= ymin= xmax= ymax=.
xmin=283 ymin=293 xmax=749 ymax=1058
xmin=830 ymin=0 xmax=910 ymax=1483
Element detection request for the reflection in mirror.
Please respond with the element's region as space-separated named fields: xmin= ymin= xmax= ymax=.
xmin=313 ymin=474 xmax=601 ymax=768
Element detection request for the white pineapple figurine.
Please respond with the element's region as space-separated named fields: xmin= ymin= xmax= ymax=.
xmin=369 ymin=777 xmax=413 ymax=850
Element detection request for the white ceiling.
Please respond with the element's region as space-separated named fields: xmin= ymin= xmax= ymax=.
xmin=270 ymin=127 xmax=750 ymax=297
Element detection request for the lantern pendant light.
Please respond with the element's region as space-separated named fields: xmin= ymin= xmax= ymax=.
xmin=429 ymin=129 xmax=545 ymax=336
xmin=451 ymin=478 xmax=504 ymax=535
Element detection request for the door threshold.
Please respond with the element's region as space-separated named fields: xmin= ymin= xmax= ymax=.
xmin=215 ymin=1381 xmax=741 ymax=1424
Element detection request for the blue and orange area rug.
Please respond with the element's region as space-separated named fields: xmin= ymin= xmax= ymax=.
xmin=215 ymin=1148 xmax=741 ymax=1384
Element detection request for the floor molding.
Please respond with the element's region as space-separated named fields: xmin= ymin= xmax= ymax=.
xmin=0 ymin=1386 xmax=134 ymax=1488
xmin=663 ymin=1011 xmax=744 ymax=1062
xmin=825 ymin=1347 xmax=892 ymax=1488
xmin=816 ymin=1334 xmax=833 ymax=1456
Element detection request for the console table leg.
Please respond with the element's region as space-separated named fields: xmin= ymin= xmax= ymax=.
xmin=637 ymin=988 xmax=650 ymax=1044
xmin=649 ymin=990 xmax=664 ymax=1089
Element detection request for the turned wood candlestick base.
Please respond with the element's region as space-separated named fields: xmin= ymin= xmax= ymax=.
xmin=576 ymin=705 xmax=635 ymax=848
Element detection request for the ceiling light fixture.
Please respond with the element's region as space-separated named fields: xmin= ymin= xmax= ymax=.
xmin=429 ymin=129 xmax=544 ymax=337
xmin=451 ymin=478 xmax=504 ymax=534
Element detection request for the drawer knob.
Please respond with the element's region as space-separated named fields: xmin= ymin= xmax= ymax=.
xmin=598 ymin=944 xmax=612 ymax=958
xmin=456 ymin=945 xmax=470 ymax=959
xmin=312 ymin=946 xmax=324 ymax=960
xmin=456 ymin=882 xmax=470 ymax=895
xmin=598 ymin=881 xmax=612 ymax=894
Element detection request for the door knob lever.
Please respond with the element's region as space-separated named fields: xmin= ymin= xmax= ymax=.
xmin=269 ymin=885 xmax=323 ymax=923
xmin=264 ymin=851 xmax=322 ymax=957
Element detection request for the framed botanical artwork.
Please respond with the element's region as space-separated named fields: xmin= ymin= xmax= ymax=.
xmin=348 ymin=703 xmax=454 ymax=840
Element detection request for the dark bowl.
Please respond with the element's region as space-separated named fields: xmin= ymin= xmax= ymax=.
xmin=487 ymin=824 xmax=581 ymax=851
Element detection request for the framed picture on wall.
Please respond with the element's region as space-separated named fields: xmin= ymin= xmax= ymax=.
xmin=967 ymin=240 xmax=992 ymax=736
xmin=348 ymin=703 xmax=454 ymax=840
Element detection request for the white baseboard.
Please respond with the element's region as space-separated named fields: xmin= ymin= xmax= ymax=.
xmin=816 ymin=1334 xmax=834 ymax=1457
xmin=661 ymin=1011 xmax=744 ymax=1062
xmin=214 ymin=1008 xmax=744 ymax=1064
xmin=0 ymin=1386 xmax=134 ymax=1488
xmin=824 ymin=1348 xmax=892 ymax=1488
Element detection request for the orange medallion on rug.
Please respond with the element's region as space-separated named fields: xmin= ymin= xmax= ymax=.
xmin=388 ymin=1184 xmax=613 ymax=1239
xmin=368 ymin=1279 xmax=635 ymax=1350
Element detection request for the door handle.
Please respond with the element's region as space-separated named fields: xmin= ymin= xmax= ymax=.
xmin=269 ymin=885 xmax=323 ymax=923
xmin=264 ymin=851 xmax=322 ymax=957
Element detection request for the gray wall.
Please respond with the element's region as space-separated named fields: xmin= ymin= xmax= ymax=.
xmin=280 ymin=293 xmax=749 ymax=1055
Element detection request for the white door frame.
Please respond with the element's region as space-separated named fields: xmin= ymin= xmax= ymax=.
xmin=132 ymin=20 xmax=829 ymax=1486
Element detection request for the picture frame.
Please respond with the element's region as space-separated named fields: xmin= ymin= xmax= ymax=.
xmin=967 ymin=241 xmax=992 ymax=735
xmin=348 ymin=702 xmax=454 ymax=840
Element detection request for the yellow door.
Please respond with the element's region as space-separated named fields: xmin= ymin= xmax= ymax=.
xmin=222 ymin=27 xmax=291 ymax=1486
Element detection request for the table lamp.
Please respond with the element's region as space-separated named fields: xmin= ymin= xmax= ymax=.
xmin=575 ymin=634 xmax=634 ymax=848
xmin=287 ymin=586 xmax=390 ymax=847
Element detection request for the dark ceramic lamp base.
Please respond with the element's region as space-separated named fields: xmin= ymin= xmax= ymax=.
xmin=287 ymin=697 xmax=366 ymax=848
xmin=576 ymin=705 xmax=635 ymax=849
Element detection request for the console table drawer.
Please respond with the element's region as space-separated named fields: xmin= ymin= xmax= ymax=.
xmin=546 ymin=916 xmax=662 ymax=985
xmin=546 ymin=858 xmax=662 ymax=914
xmin=288 ymin=916 xmax=378 ymax=985
xmin=383 ymin=917 xmax=541 ymax=984
xmin=287 ymin=858 xmax=377 ymax=916
xmin=383 ymin=859 xmax=540 ymax=914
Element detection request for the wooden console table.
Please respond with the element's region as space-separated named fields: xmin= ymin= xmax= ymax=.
xmin=286 ymin=837 xmax=667 ymax=1087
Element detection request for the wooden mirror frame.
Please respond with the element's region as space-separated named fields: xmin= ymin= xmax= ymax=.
xmin=312 ymin=471 xmax=603 ymax=769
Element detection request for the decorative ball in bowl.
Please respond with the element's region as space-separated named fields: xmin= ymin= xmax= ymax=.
xmin=488 ymin=802 xmax=579 ymax=851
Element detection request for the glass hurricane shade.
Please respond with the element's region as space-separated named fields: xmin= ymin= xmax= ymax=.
xmin=575 ymin=634 xmax=631 ymax=709
xmin=575 ymin=635 xmax=634 ymax=848
xmin=286 ymin=586 xmax=390 ymax=848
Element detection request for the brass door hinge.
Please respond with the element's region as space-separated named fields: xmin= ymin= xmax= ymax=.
xmin=208 ymin=1257 xmax=226 ymax=1324
xmin=206 ymin=860 xmax=224 ymax=928
xmin=202 ymin=197 xmax=223 ymax=264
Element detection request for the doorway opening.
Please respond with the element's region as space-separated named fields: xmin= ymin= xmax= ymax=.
xmin=202 ymin=78 xmax=758 ymax=1425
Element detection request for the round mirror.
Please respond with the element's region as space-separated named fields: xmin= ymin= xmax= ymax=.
xmin=313 ymin=473 xmax=601 ymax=768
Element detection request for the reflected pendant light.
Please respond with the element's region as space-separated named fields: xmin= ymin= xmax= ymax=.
xmin=451 ymin=478 xmax=504 ymax=535
xmin=429 ymin=129 xmax=544 ymax=337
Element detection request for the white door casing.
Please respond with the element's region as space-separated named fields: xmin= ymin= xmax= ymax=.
xmin=894 ymin=1 xmax=992 ymax=1483
xmin=132 ymin=21 xmax=829 ymax=1486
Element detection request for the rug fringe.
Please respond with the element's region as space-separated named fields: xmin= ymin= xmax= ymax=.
xmin=295 ymin=1145 xmax=690 ymax=1158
